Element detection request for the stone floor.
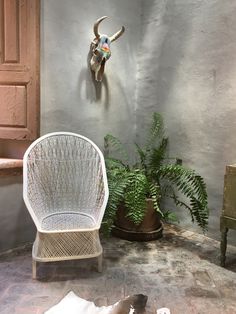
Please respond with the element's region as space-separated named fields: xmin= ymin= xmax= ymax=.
xmin=0 ymin=225 xmax=236 ymax=314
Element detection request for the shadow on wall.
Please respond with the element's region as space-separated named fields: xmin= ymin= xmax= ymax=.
xmin=0 ymin=177 xmax=35 ymax=252
xmin=77 ymin=47 xmax=110 ymax=108
xmin=12 ymin=199 xmax=36 ymax=249
xmin=137 ymin=0 xmax=193 ymax=138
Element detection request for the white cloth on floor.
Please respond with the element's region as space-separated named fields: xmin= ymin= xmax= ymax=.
xmin=157 ymin=308 xmax=171 ymax=314
xmin=45 ymin=291 xmax=114 ymax=314
xmin=45 ymin=290 xmax=170 ymax=314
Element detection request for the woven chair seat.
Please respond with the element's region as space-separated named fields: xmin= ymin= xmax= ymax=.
xmin=41 ymin=212 xmax=96 ymax=231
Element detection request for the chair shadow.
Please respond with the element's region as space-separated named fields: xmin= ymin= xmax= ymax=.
xmin=37 ymin=258 xmax=103 ymax=282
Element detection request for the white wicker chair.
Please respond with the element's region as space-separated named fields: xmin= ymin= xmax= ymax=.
xmin=23 ymin=132 xmax=109 ymax=278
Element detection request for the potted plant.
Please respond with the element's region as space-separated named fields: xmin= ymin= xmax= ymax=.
xmin=102 ymin=113 xmax=209 ymax=241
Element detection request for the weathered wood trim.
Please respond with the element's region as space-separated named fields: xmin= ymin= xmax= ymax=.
xmin=0 ymin=158 xmax=23 ymax=175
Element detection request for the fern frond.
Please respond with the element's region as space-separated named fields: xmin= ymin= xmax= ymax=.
xmin=102 ymin=169 xmax=128 ymax=234
xmin=105 ymin=157 xmax=127 ymax=170
xmin=163 ymin=210 xmax=179 ymax=222
xmin=124 ymin=171 xmax=148 ymax=224
xmin=149 ymin=183 xmax=163 ymax=215
xmin=146 ymin=112 xmax=164 ymax=149
xmin=158 ymin=164 xmax=209 ymax=231
xmin=148 ymin=137 xmax=168 ymax=176
xmin=189 ymin=197 xmax=209 ymax=230
xmin=104 ymin=134 xmax=128 ymax=162
xmin=134 ymin=143 xmax=147 ymax=169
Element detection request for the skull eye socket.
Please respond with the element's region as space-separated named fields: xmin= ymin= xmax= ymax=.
xmin=94 ymin=49 xmax=103 ymax=63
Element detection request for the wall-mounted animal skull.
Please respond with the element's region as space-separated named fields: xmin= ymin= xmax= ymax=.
xmin=90 ymin=16 xmax=125 ymax=82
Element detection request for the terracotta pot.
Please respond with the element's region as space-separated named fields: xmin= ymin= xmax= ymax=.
xmin=112 ymin=198 xmax=163 ymax=241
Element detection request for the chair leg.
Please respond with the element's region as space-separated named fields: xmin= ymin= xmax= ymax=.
xmin=98 ymin=254 xmax=103 ymax=273
xmin=32 ymin=259 xmax=37 ymax=279
xmin=220 ymin=227 xmax=228 ymax=267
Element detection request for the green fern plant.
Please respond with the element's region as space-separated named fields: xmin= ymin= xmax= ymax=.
xmin=102 ymin=113 xmax=209 ymax=234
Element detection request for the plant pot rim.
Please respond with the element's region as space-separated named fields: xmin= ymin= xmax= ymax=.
xmin=112 ymin=223 xmax=163 ymax=241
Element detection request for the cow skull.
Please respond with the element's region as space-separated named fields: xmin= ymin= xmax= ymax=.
xmin=90 ymin=16 xmax=125 ymax=82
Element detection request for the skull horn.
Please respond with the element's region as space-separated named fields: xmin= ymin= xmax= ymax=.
xmin=110 ymin=26 xmax=125 ymax=42
xmin=93 ymin=16 xmax=108 ymax=39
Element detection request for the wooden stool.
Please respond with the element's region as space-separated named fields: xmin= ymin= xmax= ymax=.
xmin=220 ymin=165 xmax=236 ymax=266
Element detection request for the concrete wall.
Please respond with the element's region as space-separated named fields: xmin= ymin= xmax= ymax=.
xmin=40 ymin=0 xmax=141 ymax=148
xmin=0 ymin=177 xmax=36 ymax=252
xmin=136 ymin=0 xmax=236 ymax=242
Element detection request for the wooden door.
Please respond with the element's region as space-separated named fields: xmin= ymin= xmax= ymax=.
xmin=0 ymin=0 xmax=40 ymax=140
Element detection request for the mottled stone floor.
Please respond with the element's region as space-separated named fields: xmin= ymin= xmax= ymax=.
xmin=0 ymin=225 xmax=236 ymax=314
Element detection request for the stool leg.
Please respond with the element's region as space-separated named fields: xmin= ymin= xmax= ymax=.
xmin=220 ymin=227 xmax=228 ymax=267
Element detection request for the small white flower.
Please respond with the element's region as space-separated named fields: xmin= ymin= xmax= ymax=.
xmin=157 ymin=308 xmax=171 ymax=314
xmin=128 ymin=305 xmax=135 ymax=314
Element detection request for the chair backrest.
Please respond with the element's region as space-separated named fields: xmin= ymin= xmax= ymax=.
xmin=23 ymin=132 xmax=108 ymax=229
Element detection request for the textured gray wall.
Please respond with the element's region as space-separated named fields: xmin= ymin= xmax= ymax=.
xmin=136 ymin=0 xmax=236 ymax=242
xmin=40 ymin=0 xmax=141 ymax=148
xmin=0 ymin=176 xmax=36 ymax=252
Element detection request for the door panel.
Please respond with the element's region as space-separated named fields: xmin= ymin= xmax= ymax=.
xmin=3 ymin=0 xmax=19 ymax=63
xmin=0 ymin=0 xmax=40 ymax=140
xmin=0 ymin=85 xmax=26 ymax=127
